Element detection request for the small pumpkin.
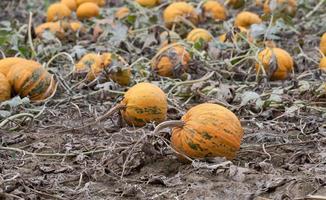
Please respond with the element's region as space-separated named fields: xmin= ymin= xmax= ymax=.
xmin=154 ymin=103 xmax=244 ymax=160
xmin=234 ymin=11 xmax=262 ymax=29
xmin=163 ymin=2 xmax=198 ymax=27
xmin=263 ymin=0 xmax=297 ymax=16
xmin=0 ymin=57 xmax=29 ymax=76
xmin=152 ymin=44 xmax=191 ymax=77
xmin=186 ymin=28 xmax=212 ymax=43
xmin=115 ymin=7 xmax=130 ymax=19
xmin=136 ymin=0 xmax=160 ymax=7
xmin=47 ymin=3 xmax=72 ymax=22
xmin=225 ymin=0 xmax=245 ymax=9
xmin=121 ymin=82 xmax=168 ymax=127
xmin=219 ymin=26 xmax=252 ymax=43
xmin=61 ymin=0 xmax=77 ymax=11
xmin=75 ymin=53 xmax=102 ymax=77
xmin=256 ymin=47 xmax=294 ymax=80
xmin=76 ymin=2 xmax=100 ymax=19
xmin=0 ymin=73 xmax=11 ymax=101
xmin=35 ymin=21 xmax=84 ymax=38
xmin=6 ymin=60 xmax=56 ymax=101
xmin=320 ymin=33 xmax=326 ymax=56
xmin=320 ymin=57 xmax=326 ymax=71
xmin=159 ymin=31 xmax=181 ymax=47
xmin=202 ymin=0 xmax=227 ymax=21
xmin=76 ymin=0 xmax=105 ymax=7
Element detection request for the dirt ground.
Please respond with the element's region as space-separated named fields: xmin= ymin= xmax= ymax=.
xmin=0 ymin=0 xmax=325 ymax=199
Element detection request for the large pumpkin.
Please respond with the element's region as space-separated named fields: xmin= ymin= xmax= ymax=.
xmin=256 ymin=47 xmax=294 ymax=80
xmin=35 ymin=21 xmax=84 ymax=38
xmin=234 ymin=11 xmax=262 ymax=29
xmin=202 ymin=0 xmax=227 ymax=21
xmin=136 ymin=0 xmax=160 ymax=7
xmin=121 ymin=83 xmax=167 ymax=127
xmin=115 ymin=7 xmax=130 ymax=19
xmin=321 ymin=33 xmax=326 ymax=56
xmin=263 ymin=0 xmax=297 ymax=16
xmin=163 ymin=2 xmax=198 ymax=27
xmin=152 ymin=45 xmax=191 ymax=77
xmin=0 ymin=73 xmax=11 ymax=101
xmin=0 ymin=57 xmax=28 ymax=76
xmin=47 ymin=3 xmax=72 ymax=22
xmin=6 ymin=60 xmax=56 ymax=101
xmin=171 ymin=103 xmax=244 ymax=160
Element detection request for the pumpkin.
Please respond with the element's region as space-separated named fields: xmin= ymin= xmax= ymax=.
xmin=186 ymin=28 xmax=212 ymax=43
xmin=163 ymin=2 xmax=198 ymax=27
xmin=320 ymin=33 xmax=326 ymax=56
xmin=219 ymin=26 xmax=252 ymax=43
xmin=225 ymin=0 xmax=245 ymax=9
xmin=115 ymin=7 xmax=130 ymax=19
xmin=76 ymin=0 xmax=105 ymax=7
xmin=76 ymin=2 xmax=100 ymax=19
xmin=159 ymin=31 xmax=181 ymax=47
xmin=0 ymin=57 xmax=29 ymax=76
xmin=61 ymin=0 xmax=77 ymax=11
xmin=0 ymin=73 xmax=11 ymax=101
xmin=6 ymin=60 xmax=56 ymax=101
xmin=136 ymin=0 xmax=160 ymax=7
xmin=256 ymin=47 xmax=294 ymax=80
xmin=202 ymin=0 xmax=227 ymax=21
xmin=35 ymin=21 xmax=84 ymax=38
xmin=167 ymin=103 xmax=243 ymax=160
xmin=121 ymin=82 xmax=167 ymax=127
xmin=263 ymin=0 xmax=297 ymax=16
xmin=152 ymin=44 xmax=191 ymax=77
xmin=320 ymin=57 xmax=326 ymax=71
xmin=234 ymin=11 xmax=262 ymax=29
xmin=47 ymin=3 xmax=72 ymax=22
xmin=75 ymin=53 xmax=102 ymax=77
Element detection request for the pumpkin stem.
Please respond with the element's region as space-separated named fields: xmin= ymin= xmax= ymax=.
xmin=95 ymin=103 xmax=125 ymax=122
xmin=153 ymin=120 xmax=184 ymax=135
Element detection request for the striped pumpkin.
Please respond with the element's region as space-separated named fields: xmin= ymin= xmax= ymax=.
xmin=171 ymin=103 xmax=244 ymax=160
xmin=7 ymin=60 xmax=56 ymax=101
xmin=121 ymin=83 xmax=167 ymax=127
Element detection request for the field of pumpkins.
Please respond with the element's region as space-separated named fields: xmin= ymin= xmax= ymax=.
xmin=0 ymin=0 xmax=325 ymax=199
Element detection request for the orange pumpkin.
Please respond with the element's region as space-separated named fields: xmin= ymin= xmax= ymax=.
xmin=61 ymin=0 xmax=77 ymax=11
xmin=202 ymin=0 xmax=227 ymax=21
xmin=234 ymin=11 xmax=262 ymax=28
xmin=121 ymin=82 xmax=167 ymax=127
xmin=0 ymin=57 xmax=28 ymax=76
xmin=115 ymin=7 xmax=130 ymax=19
xmin=47 ymin=3 xmax=72 ymax=22
xmin=76 ymin=2 xmax=100 ymax=19
xmin=163 ymin=2 xmax=198 ymax=27
xmin=321 ymin=33 xmax=326 ymax=56
xmin=35 ymin=21 xmax=84 ymax=38
xmin=6 ymin=60 xmax=56 ymax=101
xmin=152 ymin=45 xmax=191 ymax=77
xmin=320 ymin=57 xmax=326 ymax=71
xmin=186 ymin=28 xmax=212 ymax=43
xmin=263 ymin=0 xmax=297 ymax=16
xmin=170 ymin=103 xmax=244 ymax=160
xmin=0 ymin=73 xmax=11 ymax=101
xmin=136 ymin=0 xmax=160 ymax=7
xmin=256 ymin=47 xmax=294 ymax=80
